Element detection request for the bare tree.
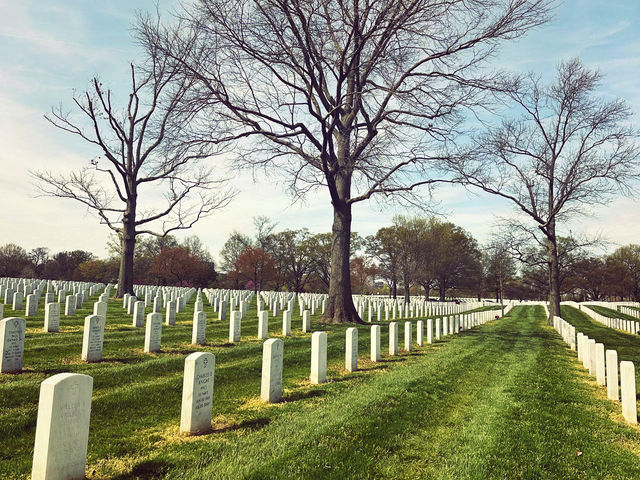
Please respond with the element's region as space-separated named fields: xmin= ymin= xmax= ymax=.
xmin=32 ymin=51 xmax=235 ymax=297
xmin=139 ymin=0 xmax=551 ymax=322
xmin=452 ymin=58 xmax=640 ymax=320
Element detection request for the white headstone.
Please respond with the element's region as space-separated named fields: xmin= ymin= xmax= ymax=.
xmin=302 ymin=310 xmax=311 ymax=333
xmin=133 ymin=301 xmax=145 ymax=328
xmin=166 ymin=300 xmax=177 ymax=326
xmin=64 ymin=295 xmax=75 ymax=316
xmin=0 ymin=317 xmax=26 ymax=373
xmin=310 ymin=331 xmax=327 ymax=384
xmin=31 ymin=373 xmax=93 ymax=480
xmin=606 ymin=349 xmax=619 ymax=401
xmin=282 ymin=310 xmax=291 ymax=336
xmin=389 ymin=322 xmax=398 ymax=356
xmin=12 ymin=291 xmax=23 ymax=310
xmin=229 ymin=311 xmax=241 ymax=343
xmin=426 ymin=318 xmax=433 ymax=344
xmin=371 ymin=325 xmax=381 ymax=362
xmin=404 ymin=321 xmax=412 ymax=352
xmin=417 ymin=320 xmax=424 ymax=347
xmin=180 ymin=352 xmax=215 ymax=434
xmin=26 ymin=293 xmax=38 ymax=317
xmin=192 ymin=311 xmax=206 ymax=345
xmin=93 ymin=301 xmax=107 ymax=320
xmin=595 ymin=343 xmax=606 ymax=386
xmin=144 ymin=313 xmax=162 ymax=353
xmin=620 ymin=361 xmax=637 ymax=424
xmin=261 ymin=338 xmax=284 ymax=403
xmin=258 ymin=311 xmax=268 ymax=340
xmin=81 ymin=315 xmax=105 ymax=363
xmin=44 ymin=303 xmax=61 ymax=333
xmin=435 ymin=318 xmax=441 ymax=340
xmin=218 ymin=301 xmax=227 ymax=322
xmin=345 ymin=327 xmax=358 ymax=372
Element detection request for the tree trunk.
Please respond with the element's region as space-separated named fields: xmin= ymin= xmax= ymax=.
xmin=116 ymin=202 xmax=136 ymax=298
xmin=546 ymin=221 xmax=561 ymax=324
xmin=323 ymin=176 xmax=362 ymax=324
xmin=403 ymin=274 xmax=410 ymax=304
xmin=439 ymin=284 xmax=446 ymax=302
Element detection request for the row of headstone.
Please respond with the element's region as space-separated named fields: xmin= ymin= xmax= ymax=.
xmin=573 ymin=302 xmax=640 ymax=335
xmin=553 ymin=314 xmax=637 ymax=424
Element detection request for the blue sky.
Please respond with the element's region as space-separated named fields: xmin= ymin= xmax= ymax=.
xmin=1 ymin=0 xmax=639 ymax=262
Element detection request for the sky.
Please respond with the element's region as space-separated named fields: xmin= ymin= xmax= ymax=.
xmin=0 ymin=0 xmax=639 ymax=264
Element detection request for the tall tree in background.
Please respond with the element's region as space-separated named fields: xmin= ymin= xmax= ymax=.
xmin=483 ymin=241 xmax=516 ymax=305
xmin=452 ymin=59 xmax=640 ymax=321
xmin=140 ymin=0 xmax=551 ymax=322
xmin=33 ymin=49 xmax=234 ymax=298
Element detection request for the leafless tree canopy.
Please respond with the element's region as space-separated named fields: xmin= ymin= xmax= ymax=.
xmin=138 ymin=0 xmax=551 ymax=321
xmin=33 ymin=60 xmax=234 ymax=239
xmin=451 ymin=58 xmax=640 ymax=318
xmin=139 ymin=0 xmax=551 ymax=205
xmin=454 ymin=58 xmax=640 ymax=232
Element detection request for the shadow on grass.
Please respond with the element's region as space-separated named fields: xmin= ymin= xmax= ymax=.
xmin=211 ymin=417 xmax=271 ymax=434
xmin=112 ymin=459 xmax=173 ymax=480
xmin=283 ymin=389 xmax=326 ymax=402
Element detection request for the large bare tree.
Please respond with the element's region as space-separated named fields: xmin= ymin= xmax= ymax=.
xmin=33 ymin=51 xmax=235 ymax=297
xmin=451 ymin=58 xmax=640 ymax=321
xmin=140 ymin=0 xmax=551 ymax=322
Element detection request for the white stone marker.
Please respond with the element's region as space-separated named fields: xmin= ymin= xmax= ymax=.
xmin=595 ymin=343 xmax=606 ymax=386
xmin=0 ymin=317 xmax=26 ymax=373
xmin=606 ymin=349 xmax=619 ymax=401
xmin=371 ymin=325 xmax=381 ymax=362
xmin=165 ymin=300 xmax=176 ymax=326
xmin=282 ymin=310 xmax=291 ymax=336
xmin=192 ymin=311 xmax=206 ymax=345
xmin=576 ymin=332 xmax=584 ymax=361
xmin=588 ymin=339 xmax=596 ymax=375
xmin=261 ymin=338 xmax=283 ymax=403
xmin=620 ymin=361 xmax=637 ymax=424
xmin=229 ymin=311 xmax=241 ymax=343
xmin=180 ymin=352 xmax=215 ymax=434
xmin=389 ymin=322 xmax=398 ymax=356
xmin=581 ymin=335 xmax=590 ymax=369
xmin=404 ymin=321 xmax=412 ymax=352
xmin=435 ymin=318 xmax=441 ymax=340
xmin=12 ymin=291 xmax=23 ymax=310
xmin=44 ymin=303 xmax=61 ymax=333
xmin=81 ymin=315 xmax=105 ymax=362
xmin=302 ymin=310 xmax=311 ymax=333
xmin=345 ymin=327 xmax=358 ymax=372
xmin=133 ymin=301 xmax=145 ymax=328
xmin=93 ymin=301 xmax=107 ymax=320
xmin=26 ymin=293 xmax=38 ymax=316
xmin=310 ymin=331 xmax=327 ymax=384
xmin=417 ymin=320 xmax=424 ymax=347
xmin=31 ymin=373 xmax=93 ymax=480
xmin=144 ymin=313 xmax=163 ymax=353
xmin=153 ymin=296 xmax=162 ymax=313
xmin=427 ymin=319 xmax=433 ymax=344
xmin=64 ymin=295 xmax=75 ymax=316
xmin=218 ymin=301 xmax=227 ymax=322
xmin=442 ymin=316 xmax=449 ymax=336
xmin=258 ymin=311 xmax=269 ymax=340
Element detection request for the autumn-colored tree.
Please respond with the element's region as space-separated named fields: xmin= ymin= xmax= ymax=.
xmin=234 ymin=247 xmax=277 ymax=293
xmin=350 ymin=256 xmax=378 ymax=295
xmin=76 ymin=259 xmax=119 ymax=284
xmin=150 ymin=246 xmax=209 ymax=287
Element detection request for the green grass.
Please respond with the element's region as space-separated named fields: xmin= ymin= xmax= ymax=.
xmin=587 ymin=305 xmax=640 ymax=323
xmin=2 ymin=299 xmax=640 ymax=479
xmin=561 ymin=305 xmax=640 ymax=393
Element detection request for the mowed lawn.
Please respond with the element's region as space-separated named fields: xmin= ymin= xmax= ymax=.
xmin=1 ymin=300 xmax=640 ymax=479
